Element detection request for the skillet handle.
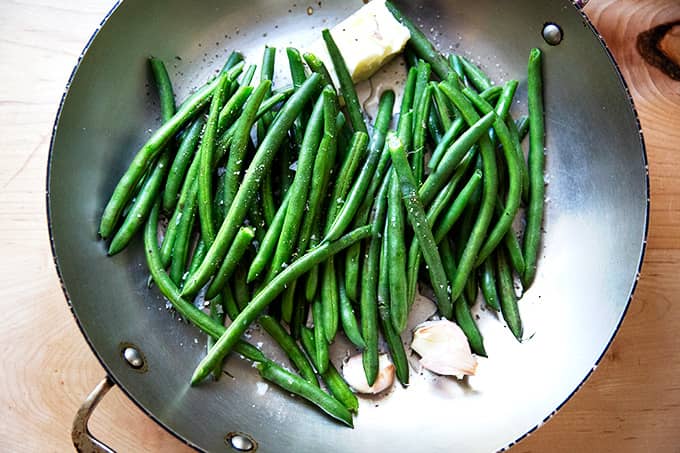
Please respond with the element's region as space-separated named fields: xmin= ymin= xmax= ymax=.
xmin=72 ymin=376 xmax=116 ymax=453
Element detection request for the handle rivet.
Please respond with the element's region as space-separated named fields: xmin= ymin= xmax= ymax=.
xmin=226 ymin=433 xmax=256 ymax=452
xmin=542 ymin=23 xmax=564 ymax=46
xmin=122 ymin=347 xmax=144 ymax=369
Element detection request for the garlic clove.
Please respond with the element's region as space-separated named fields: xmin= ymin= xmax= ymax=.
xmin=342 ymin=353 xmax=395 ymax=394
xmin=411 ymin=320 xmax=478 ymax=379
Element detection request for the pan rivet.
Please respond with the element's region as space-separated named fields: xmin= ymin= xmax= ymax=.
xmin=226 ymin=433 xmax=256 ymax=452
xmin=542 ymin=23 xmax=563 ymax=46
xmin=122 ymin=347 xmax=144 ymax=369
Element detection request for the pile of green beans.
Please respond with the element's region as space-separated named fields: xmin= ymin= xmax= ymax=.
xmin=99 ymin=2 xmax=546 ymax=428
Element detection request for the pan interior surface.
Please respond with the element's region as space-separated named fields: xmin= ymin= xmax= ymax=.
xmin=48 ymin=0 xmax=647 ymax=451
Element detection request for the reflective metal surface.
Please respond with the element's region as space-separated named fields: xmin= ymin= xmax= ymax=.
xmin=48 ymin=0 xmax=648 ymax=451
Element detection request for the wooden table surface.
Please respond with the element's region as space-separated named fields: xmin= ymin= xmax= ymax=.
xmin=2 ymin=0 xmax=679 ymax=451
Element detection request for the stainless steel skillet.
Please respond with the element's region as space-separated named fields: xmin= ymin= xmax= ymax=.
xmin=47 ymin=0 xmax=648 ymax=451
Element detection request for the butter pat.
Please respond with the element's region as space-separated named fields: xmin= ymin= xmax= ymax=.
xmin=307 ymin=0 xmax=410 ymax=83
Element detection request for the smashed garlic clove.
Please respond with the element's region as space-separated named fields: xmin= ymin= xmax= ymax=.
xmin=342 ymin=353 xmax=395 ymax=394
xmin=411 ymin=320 xmax=478 ymax=379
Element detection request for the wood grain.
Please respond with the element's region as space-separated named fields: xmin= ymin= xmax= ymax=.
xmin=0 ymin=0 xmax=678 ymax=451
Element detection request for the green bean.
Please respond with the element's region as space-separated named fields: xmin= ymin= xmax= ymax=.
xmin=400 ymin=67 xmax=417 ymax=121
xmin=205 ymin=227 xmax=255 ymax=299
xmin=297 ymin=133 xmax=333 ymax=255
xmin=247 ymin=192 xmax=291 ymax=282
xmin=324 ymin=132 xmax=368 ymax=233
xmin=462 ymin=84 xmax=522 ymax=266
xmin=325 ymin=132 xmax=369 ymax=231
xmin=252 ymin=88 xmax=294 ymax=121
xmin=143 ymin=202 xmax=265 ymax=364
xmin=338 ymin=273 xmax=365 ymax=349
xmin=427 ymin=104 xmax=444 ymax=145
xmin=286 ymin=47 xmax=309 ymax=154
xmin=261 ymin=45 xmax=276 ymax=86
xmin=464 ymin=271 xmax=478 ymax=306
xmin=412 ymin=84 xmax=432 ymax=184
xmin=222 ymin=51 xmax=244 ymax=72
xmin=360 ymin=174 xmax=390 ymax=386
xmin=107 ymin=58 xmax=177 ymax=254
xmin=224 ymin=80 xmax=272 ymax=213
xmin=162 ymin=119 xmax=242 ymax=268
xmin=232 ymin=265 xmax=250 ymax=312
xmin=385 ymin=2 xmax=451 ymax=80
xmin=261 ymin=170 xmax=276 ymax=226
xmin=198 ymin=72 xmax=230 ymax=245
xmin=433 ymin=168 xmax=483 ymax=243
xmin=506 ymin=116 xmax=530 ymax=204
xmin=478 ymin=257 xmax=500 ymax=311
xmin=460 ymin=56 xmax=492 ymax=92
xmin=387 ymin=173 xmax=408 ymax=332
xmin=497 ymin=249 xmax=523 ymax=340
xmin=278 ymin=140 xmax=296 ymax=197
xmin=286 ymin=47 xmax=307 ymax=88
xmin=343 ymin=242 xmax=361 ymax=303
xmin=312 ymin=300 xmax=329 ymax=374
xmin=163 ymin=121 xmax=241 ymax=270
xmin=295 ymin=90 xmax=339 ymax=257
xmin=480 ymin=85 xmax=503 ymax=104
xmin=181 ymin=73 xmax=322 ymax=296
xmin=255 ymin=360 xmax=353 ymax=427
xmin=439 ymin=238 xmax=486 ymax=356
xmin=169 ymin=202 xmax=197 ymax=284
xmin=280 ymin=279 xmax=298 ymax=325
xmin=403 ymin=45 xmax=419 ymax=69
xmin=412 ymin=60 xmax=431 ymax=126
xmin=322 ymin=29 xmax=366 ymax=134
xmin=217 ymin=84 xmax=254 ymax=135
xmin=190 ymin=224 xmax=371 ymax=383
xmin=321 ymin=256 xmax=339 ymax=342
xmin=325 ymin=90 xmax=394 ymax=242
xmin=389 ymin=132 xmax=451 ymax=318
xmin=303 ymin=52 xmax=335 ymax=90
xmin=163 ymin=118 xmax=204 ymax=212
xmin=524 ymin=48 xmax=545 ymax=287
xmin=494 ymin=198 xmax=526 ymax=275
xmin=377 ymin=221 xmax=409 ymax=385
xmin=99 ymin=66 xmax=225 ymax=239
xmin=149 ymin=56 xmax=176 ymax=120
xmin=455 ymin=295 xmax=485 ymax=356
xmin=269 ymin=94 xmax=325 ymax=278
xmin=439 ymin=81 xmax=498 ymax=303
xmin=289 ymin=287 xmax=308 ymax=339
xmin=428 ymin=152 xmax=476 ymax=225
xmin=305 ymin=260 xmax=321 ymax=308
xmin=187 ymin=239 xmax=207 ymax=277
xmin=448 ymin=54 xmax=467 ymax=84
xmin=419 ymin=110 xmax=496 ymax=206
xmin=259 ymin=315 xmax=318 ymax=386
xmin=160 ymin=152 xmax=200 ymax=266
xmin=428 ymin=116 xmax=466 ymax=170
xmin=247 ymin=197 xmax=267 ymax=244
xmin=430 ymin=82 xmax=454 ymax=131
xmin=405 ymin=164 xmax=470 ymax=304
xmin=335 ymin=112 xmax=353 ymax=161
xmin=239 ymin=64 xmax=257 ymax=87
xmin=516 ymin=115 xmax=530 ymax=142
xmin=222 ymin=284 xmax=240 ymax=322
xmin=302 ymin=93 xmax=339 ymax=302
xmin=299 ymin=327 xmax=359 ymax=413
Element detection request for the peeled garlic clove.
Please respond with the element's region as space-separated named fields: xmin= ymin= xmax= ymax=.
xmin=411 ymin=320 xmax=478 ymax=379
xmin=342 ymin=353 xmax=395 ymax=394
